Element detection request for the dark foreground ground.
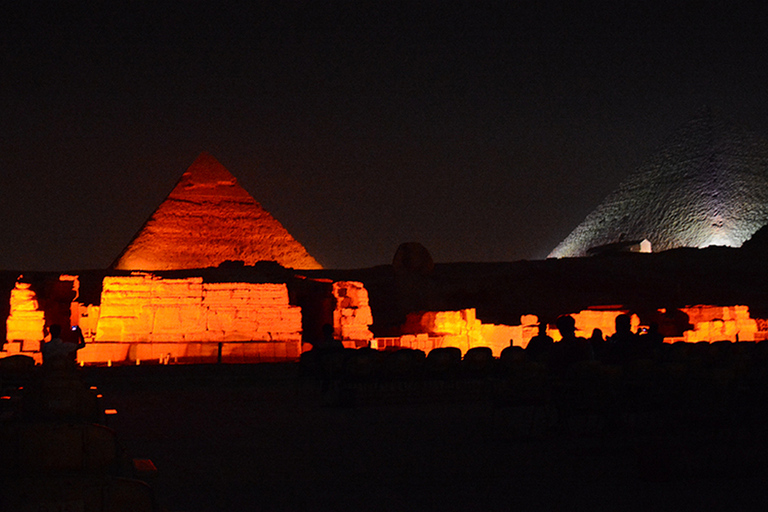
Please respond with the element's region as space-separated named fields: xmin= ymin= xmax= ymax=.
xmin=81 ymin=363 xmax=768 ymax=512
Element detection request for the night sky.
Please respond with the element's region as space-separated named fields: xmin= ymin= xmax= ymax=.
xmin=3 ymin=2 xmax=768 ymax=271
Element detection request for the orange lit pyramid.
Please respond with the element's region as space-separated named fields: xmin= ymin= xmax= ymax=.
xmin=112 ymin=152 xmax=322 ymax=270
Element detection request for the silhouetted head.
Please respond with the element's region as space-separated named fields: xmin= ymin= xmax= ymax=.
xmin=590 ymin=328 xmax=603 ymax=341
xmin=556 ymin=315 xmax=576 ymax=338
xmin=615 ymin=314 xmax=632 ymax=334
xmin=49 ymin=324 xmax=61 ymax=338
xmin=538 ymin=322 xmax=548 ymax=336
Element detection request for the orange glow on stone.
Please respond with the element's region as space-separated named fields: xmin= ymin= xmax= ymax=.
xmin=76 ymin=273 xmax=303 ymax=365
xmin=5 ymin=269 xmax=767 ymax=366
xmin=389 ymin=304 xmax=767 ymax=355
xmin=5 ymin=278 xmax=45 ymax=352
xmin=679 ymin=305 xmax=757 ymax=342
xmin=402 ymin=309 xmax=515 ymax=356
xmin=112 ymin=153 xmax=322 ymax=271
xmin=332 ymin=281 xmax=374 ymax=346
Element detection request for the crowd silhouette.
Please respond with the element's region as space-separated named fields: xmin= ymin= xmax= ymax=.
xmin=299 ymin=310 xmax=768 ymax=462
xmin=527 ymin=313 xmax=669 ymax=371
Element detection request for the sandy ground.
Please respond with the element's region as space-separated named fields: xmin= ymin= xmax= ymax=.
xmin=85 ymin=364 xmax=768 ymax=512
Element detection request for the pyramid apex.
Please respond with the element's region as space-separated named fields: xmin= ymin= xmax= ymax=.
xmin=176 ymin=152 xmax=238 ymax=187
xmin=112 ymin=154 xmax=322 ymax=271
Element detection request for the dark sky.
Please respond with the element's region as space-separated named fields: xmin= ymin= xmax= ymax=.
xmin=3 ymin=2 xmax=768 ymax=271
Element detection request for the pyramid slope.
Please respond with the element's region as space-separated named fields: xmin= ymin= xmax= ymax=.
xmin=112 ymin=153 xmax=322 ymax=270
xmin=550 ymin=109 xmax=768 ymax=258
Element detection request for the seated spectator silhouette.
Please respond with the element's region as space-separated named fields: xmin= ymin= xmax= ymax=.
xmin=549 ymin=315 xmax=592 ymax=375
xmin=607 ymin=314 xmax=639 ymax=364
xmin=526 ymin=322 xmax=553 ymax=362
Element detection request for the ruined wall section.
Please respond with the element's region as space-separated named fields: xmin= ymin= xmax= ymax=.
xmin=203 ymin=282 xmax=302 ymax=342
xmin=387 ymin=305 xmax=765 ymax=356
xmin=332 ymin=281 xmax=374 ymax=346
xmin=680 ymin=305 xmax=757 ymax=342
xmin=95 ymin=274 xmax=301 ymax=343
xmin=3 ymin=280 xmax=45 ymax=361
xmin=401 ymin=308 xmax=515 ymax=356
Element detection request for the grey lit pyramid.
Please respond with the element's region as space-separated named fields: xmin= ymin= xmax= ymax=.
xmin=549 ymin=108 xmax=768 ymax=258
xmin=112 ymin=152 xmax=322 ymax=270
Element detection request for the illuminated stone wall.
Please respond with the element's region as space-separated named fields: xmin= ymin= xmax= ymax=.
xmin=387 ymin=305 xmax=766 ymax=356
xmin=680 ymin=305 xmax=757 ymax=342
xmin=401 ymin=309 xmax=521 ymax=356
xmin=5 ymin=271 xmax=767 ymax=366
xmin=3 ymin=279 xmax=45 ymax=362
xmin=72 ymin=303 xmax=100 ymax=340
xmin=332 ymin=281 xmax=373 ymax=346
xmin=78 ymin=273 xmax=302 ymax=364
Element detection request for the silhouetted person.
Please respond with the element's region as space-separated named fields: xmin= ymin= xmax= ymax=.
xmin=589 ymin=328 xmax=610 ymax=362
xmin=607 ymin=314 xmax=639 ymax=364
xmin=526 ymin=322 xmax=554 ymax=362
xmin=549 ymin=315 xmax=592 ymax=375
xmin=639 ymin=322 xmax=665 ymax=359
xmin=42 ymin=324 xmax=84 ymax=368
xmin=312 ymin=323 xmax=344 ymax=397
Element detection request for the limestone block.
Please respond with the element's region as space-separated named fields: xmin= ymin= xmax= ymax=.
xmin=93 ymin=323 xmax=122 ymax=342
xmin=21 ymin=340 xmax=41 ymax=352
xmin=131 ymin=309 xmax=157 ymax=335
xmin=206 ymin=308 xmax=233 ymax=332
xmin=332 ymin=281 xmax=374 ymax=341
xmin=98 ymin=300 xmax=140 ymax=316
xmin=182 ymin=342 xmax=219 ymax=361
xmin=336 ymin=306 xmax=373 ymax=325
xmin=9 ymin=282 xmax=39 ymax=311
xmin=150 ymin=332 xmax=187 ymax=342
xmin=677 ymin=305 xmax=759 ymax=341
xmin=77 ymin=343 xmax=130 ymax=364
xmin=135 ymin=343 xmax=161 ymax=362
xmin=2 ymin=341 xmax=22 ymax=354
xmin=7 ymin=280 xmax=45 ymax=343
xmin=91 ymin=274 xmax=302 ymax=360
xmin=272 ymin=342 xmax=288 ymax=361
xmin=431 ymin=311 xmax=466 ymax=335
xmin=340 ymin=324 xmax=374 ymax=341
xmin=333 ymin=282 xmax=369 ymax=305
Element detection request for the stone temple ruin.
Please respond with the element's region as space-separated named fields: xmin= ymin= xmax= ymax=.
xmin=4 ymin=115 xmax=768 ymax=366
xmin=550 ymin=108 xmax=768 ymax=258
xmin=0 ymin=154 xmax=371 ymax=364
